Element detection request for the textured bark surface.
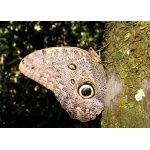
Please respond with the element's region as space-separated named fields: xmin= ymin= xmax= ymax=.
xmin=102 ymin=22 xmax=150 ymax=127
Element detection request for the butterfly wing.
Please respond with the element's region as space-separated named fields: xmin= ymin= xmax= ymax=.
xmin=19 ymin=47 xmax=106 ymax=122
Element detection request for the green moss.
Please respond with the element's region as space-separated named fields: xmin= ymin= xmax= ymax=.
xmin=102 ymin=21 xmax=150 ymax=127
xmin=101 ymin=108 xmax=120 ymax=128
xmin=102 ymin=96 xmax=150 ymax=127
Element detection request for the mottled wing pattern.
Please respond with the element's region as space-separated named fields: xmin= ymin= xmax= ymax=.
xmin=19 ymin=47 xmax=106 ymax=122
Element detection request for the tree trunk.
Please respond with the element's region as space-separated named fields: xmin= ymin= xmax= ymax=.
xmin=101 ymin=22 xmax=150 ymax=127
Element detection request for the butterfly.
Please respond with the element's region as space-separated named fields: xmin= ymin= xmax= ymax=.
xmin=19 ymin=47 xmax=106 ymax=122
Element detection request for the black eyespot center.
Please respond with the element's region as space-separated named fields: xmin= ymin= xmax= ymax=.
xmin=81 ymin=87 xmax=92 ymax=96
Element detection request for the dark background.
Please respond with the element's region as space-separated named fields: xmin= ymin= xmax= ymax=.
xmin=0 ymin=21 xmax=106 ymax=127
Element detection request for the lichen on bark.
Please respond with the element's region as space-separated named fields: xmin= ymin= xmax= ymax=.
xmin=102 ymin=21 xmax=150 ymax=127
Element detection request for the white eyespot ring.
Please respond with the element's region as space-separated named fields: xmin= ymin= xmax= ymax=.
xmin=78 ymin=83 xmax=95 ymax=99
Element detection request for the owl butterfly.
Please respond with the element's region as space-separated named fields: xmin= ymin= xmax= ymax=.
xmin=19 ymin=47 xmax=106 ymax=122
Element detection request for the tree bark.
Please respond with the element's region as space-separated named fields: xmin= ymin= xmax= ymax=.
xmin=102 ymin=22 xmax=150 ymax=127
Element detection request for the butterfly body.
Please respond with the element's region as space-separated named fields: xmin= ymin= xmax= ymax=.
xmin=19 ymin=47 xmax=106 ymax=122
